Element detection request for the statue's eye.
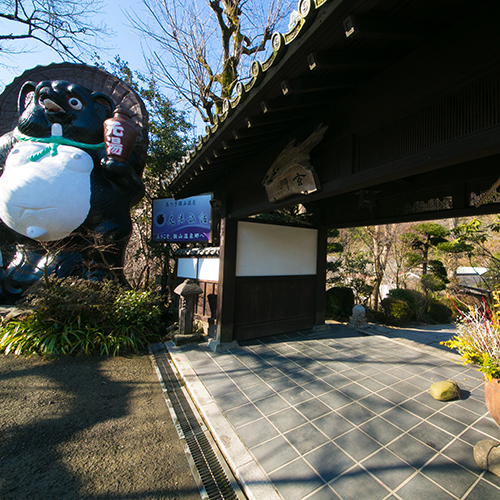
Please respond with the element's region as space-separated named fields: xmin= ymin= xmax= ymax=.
xmin=68 ymin=97 xmax=83 ymax=110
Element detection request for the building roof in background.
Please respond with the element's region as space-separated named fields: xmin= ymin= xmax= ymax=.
xmin=456 ymin=267 xmax=488 ymax=276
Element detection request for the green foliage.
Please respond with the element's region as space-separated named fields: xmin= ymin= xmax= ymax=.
xmin=106 ymin=57 xmax=193 ymax=291
xmin=334 ymin=251 xmax=374 ymax=303
xmin=412 ymin=222 xmax=450 ymax=239
xmin=326 ymin=287 xmax=354 ymax=321
xmin=421 ymin=273 xmax=447 ymax=292
xmin=427 ymin=300 xmax=453 ymax=324
xmin=0 ymin=278 xmax=164 ymax=356
xmin=404 ymin=252 xmax=423 ymax=268
xmin=110 ymin=56 xmax=192 ymax=197
xmin=381 ymin=298 xmax=412 ymax=326
xmin=387 ymin=288 xmax=429 ymax=322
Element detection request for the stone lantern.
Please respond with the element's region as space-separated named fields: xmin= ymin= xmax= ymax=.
xmin=174 ymin=279 xmax=203 ymax=336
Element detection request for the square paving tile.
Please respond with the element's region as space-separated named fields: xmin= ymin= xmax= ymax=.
xmin=398 ymin=398 xmax=436 ymax=419
xmin=441 ymin=438 xmax=483 ymax=474
xmin=360 ymin=417 xmax=402 ymax=446
xmin=305 ymin=442 xmax=355 ymax=482
xmin=280 ymin=386 xmax=314 ymax=405
xmin=395 ymin=472 xmax=454 ymax=499
xmin=225 ymin=402 xmax=262 ymax=428
xmin=312 ymin=411 xmax=354 ymax=440
xmin=237 ymin=417 xmax=278 ymax=448
xmin=465 ymin=479 xmax=500 ymax=500
xmin=358 ymin=393 xmax=395 ymax=415
xmin=240 ymin=383 xmax=276 ymax=402
xmin=339 ymin=382 xmax=372 ymax=401
xmin=427 ymin=412 xmax=467 ymax=435
xmin=251 ymin=435 xmax=299 ymax=473
xmin=377 ymin=387 xmax=409 ymax=405
xmin=267 ymin=376 xmax=299 ymax=392
xmin=330 ymin=465 xmax=390 ymax=500
xmin=296 ymin=398 xmax=332 ymax=421
xmin=318 ymin=389 xmax=353 ymax=411
xmin=268 ymin=407 xmax=308 ymax=433
xmin=214 ymin=388 xmax=250 ymax=411
xmin=269 ymin=458 xmax=325 ymax=500
xmin=334 ymin=428 xmax=380 ymax=462
xmin=285 ymin=423 xmax=329 ymax=455
xmin=382 ymin=406 xmax=422 ymax=431
xmin=254 ymin=393 xmax=289 ymax=415
xmin=440 ymin=402 xmax=482 ymax=425
xmin=387 ymin=434 xmax=436 ymax=469
xmin=303 ymin=379 xmax=336 ymax=396
xmin=304 ymin=485 xmax=341 ymax=500
xmin=391 ymin=380 xmax=424 ymax=399
xmin=421 ymin=453 xmax=478 ymax=498
xmin=337 ymin=401 xmax=376 ymax=426
xmin=362 ymin=448 xmax=416 ymax=490
xmin=320 ymin=373 xmax=351 ymax=389
xmin=408 ymin=421 xmax=455 ymax=451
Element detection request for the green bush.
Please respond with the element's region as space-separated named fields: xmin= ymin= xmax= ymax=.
xmin=0 ymin=277 xmax=164 ymax=356
xmin=326 ymin=287 xmax=354 ymax=321
xmin=387 ymin=288 xmax=417 ymax=309
xmin=387 ymin=288 xmax=429 ymax=321
xmin=381 ymin=297 xmax=412 ymax=326
xmin=427 ymin=300 xmax=453 ymax=324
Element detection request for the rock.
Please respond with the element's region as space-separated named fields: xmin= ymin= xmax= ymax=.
xmin=474 ymin=439 xmax=500 ymax=476
xmin=429 ymin=380 xmax=460 ymax=401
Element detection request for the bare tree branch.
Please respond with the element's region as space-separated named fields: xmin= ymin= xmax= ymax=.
xmin=0 ymin=0 xmax=112 ymax=63
xmin=127 ymin=0 xmax=295 ymax=124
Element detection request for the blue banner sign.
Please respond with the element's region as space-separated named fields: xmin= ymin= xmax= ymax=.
xmin=152 ymin=195 xmax=212 ymax=242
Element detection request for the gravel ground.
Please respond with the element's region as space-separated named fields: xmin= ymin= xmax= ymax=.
xmin=0 ymin=352 xmax=201 ymax=500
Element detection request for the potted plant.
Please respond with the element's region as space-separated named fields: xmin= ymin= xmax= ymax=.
xmin=442 ymin=293 xmax=500 ymax=426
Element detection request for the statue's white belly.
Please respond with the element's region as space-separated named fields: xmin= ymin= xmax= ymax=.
xmin=0 ymin=142 xmax=93 ymax=242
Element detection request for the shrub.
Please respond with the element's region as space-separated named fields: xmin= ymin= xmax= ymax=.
xmin=326 ymin=287 xmax=354 ymax=321
xmin=0 ymin=277 xmax=164 ymax=356
xmin=381 ymin=297 xmax=412 ymax=326
xmin=387 ymin=288 xmax=417 ymax=309
xmin=427 ymin=300 xmax=453 ymax=324
xmin=386 ymin=288 xmax=428 ymax=321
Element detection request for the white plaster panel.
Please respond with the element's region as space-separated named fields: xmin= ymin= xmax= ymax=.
xmin=236 ymin=221 xmax=317 ymax=277
xmin=198 ymin=258 xmax=219 ymax=281
xmin=177 ymin=258 xmax=198 ymax=278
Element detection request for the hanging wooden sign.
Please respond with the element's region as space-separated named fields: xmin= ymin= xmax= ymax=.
xmin=262 ymin=124 xmax=327 ymax=203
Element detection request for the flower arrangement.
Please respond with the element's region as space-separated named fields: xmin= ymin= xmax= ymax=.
xmin=441 ymin=293 xmax=500 ymax=381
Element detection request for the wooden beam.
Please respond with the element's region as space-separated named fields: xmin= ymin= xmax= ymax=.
xmin=307 ymin=50 xmax=394 ymax=71
xmin=343 ymin=15 xmax=427 ymax=41
xmin=281 ymin=74 xmax=360 ymax=95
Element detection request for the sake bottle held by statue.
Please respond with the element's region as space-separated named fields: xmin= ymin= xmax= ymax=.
xmin=104 ymin=107 xmax=137 ymax=161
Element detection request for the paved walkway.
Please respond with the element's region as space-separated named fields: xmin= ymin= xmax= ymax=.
xmin=162 ymin=324 xmax=500 ymax=500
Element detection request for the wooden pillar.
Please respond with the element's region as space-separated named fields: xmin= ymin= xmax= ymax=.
xmin=315 ymin=226 xmax=327 ymax=326
xmin=215 ymin=211 xmax=238 ymax=343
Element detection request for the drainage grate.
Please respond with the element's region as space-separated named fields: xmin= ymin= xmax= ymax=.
xmin=150 ymin=343 xmax=244 ymax=500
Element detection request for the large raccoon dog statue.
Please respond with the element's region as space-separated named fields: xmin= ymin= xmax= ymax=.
xmin=0 ymin=76 xmax=147 ymax=301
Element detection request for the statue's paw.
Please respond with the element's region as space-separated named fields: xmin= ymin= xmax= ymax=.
xmin=100 ymin=157 xmax=128 ymax=177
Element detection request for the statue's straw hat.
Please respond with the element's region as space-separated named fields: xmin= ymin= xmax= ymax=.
xmin=0 ymin=62 xmax=149 ymax=167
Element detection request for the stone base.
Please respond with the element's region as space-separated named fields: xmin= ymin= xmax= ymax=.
xmin=474 ymin=439 xmax=500 ymax=476
xmin=173 ymin=333 xmax=201 ymax=347
xmin=208 ymin=339 xmax=239 ymax=353
xmin=348 ymin=317 xmax=368 ymax=329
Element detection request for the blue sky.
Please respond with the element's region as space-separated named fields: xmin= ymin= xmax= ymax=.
xmin=0 ymin=0 xmax=295 ymax=136
xmin=0 ymin=1 xmax=148 ymax=86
